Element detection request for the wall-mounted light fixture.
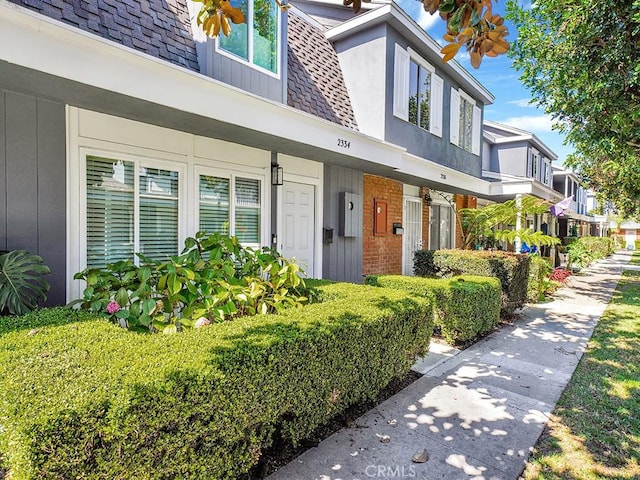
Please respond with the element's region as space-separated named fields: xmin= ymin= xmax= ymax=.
xmin=393 ymin=223 xmax=404 ymax=235
xmin=423 ymin=192 xmax=432 ymax=206
xmin=271 ymin=164 xmax=283 ymax=186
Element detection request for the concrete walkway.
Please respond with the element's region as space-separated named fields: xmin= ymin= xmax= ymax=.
xmin=268 ymin=251 xmax=632 ymax=480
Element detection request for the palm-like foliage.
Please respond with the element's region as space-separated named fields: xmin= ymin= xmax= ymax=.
xmin=0 ymin=250 xmax=50 ymax=315
xmin=459 ymin=195 xmax=560 ymax=250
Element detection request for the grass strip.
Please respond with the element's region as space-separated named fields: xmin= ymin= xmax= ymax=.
xmin=523 ymin=264 xmax=640 ymax=479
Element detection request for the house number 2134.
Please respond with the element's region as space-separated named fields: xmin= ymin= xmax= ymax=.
xmin=337 ymin=139 xmax=351 ymax=149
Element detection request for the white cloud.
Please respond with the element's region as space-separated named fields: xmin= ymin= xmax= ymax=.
xmin=501 ymin=115 xmax=555 ymax=132
xmin=416 ymin=10 xmax=440 ymax=31
xmin=507 ymin=98 xmax=534 ymax=108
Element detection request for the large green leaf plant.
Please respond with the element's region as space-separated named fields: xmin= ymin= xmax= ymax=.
xmin=0 ymin=250 xmax=51 ymax=315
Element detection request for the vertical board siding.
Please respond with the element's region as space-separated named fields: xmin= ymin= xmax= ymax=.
xmin=37 ymin=98 xmax=67 ymax=305
xmin=213 ymin=52 xmax=284 ymax=103
xmin=1 ymin=89 xmax=66 ymax=305
xmin=5 ymin=92 xmax=38 ymax=254
xmin=322 ymin=164 xmax=363 ymax=283
xmin=0 ymin=92 xmax=6 ymax=251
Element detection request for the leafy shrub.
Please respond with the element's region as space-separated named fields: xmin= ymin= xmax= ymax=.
xmin=527 ymin=255 xmax=553 ymax=302
xmin=563 ymin=236 xmax=579 ymax=246
xmin=0 ymin=284 xmax=433 ymax=479
xmin=366 ymin=275 xmax=501 ymax=344
xmin=71 ymin=233 xmax=307 ymax=332
xmin=567 ymin=237 xmax=614 ymax=269
xmin=414 ymin=249 xmax=530 ymax=316
xmin=0 ymin=250 xmax=50 ymax=315
xmin=577 ymin=237 xmax=614 ymax=259
xmin=635 ymin=240 xmax=640 ymax=250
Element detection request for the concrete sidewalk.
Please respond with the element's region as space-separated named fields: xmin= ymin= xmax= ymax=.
xmin=268 ymin=251 xmax=632 ymax=480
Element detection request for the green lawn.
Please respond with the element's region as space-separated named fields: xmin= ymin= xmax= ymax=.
xmin=523 ymin=266 xmax=640 ymax=479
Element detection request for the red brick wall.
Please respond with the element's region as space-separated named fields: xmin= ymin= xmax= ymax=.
xmin=420 ymin=187 xmax=430 ymax=251
xmin=363 ymin=175 xmax=403 ymax=275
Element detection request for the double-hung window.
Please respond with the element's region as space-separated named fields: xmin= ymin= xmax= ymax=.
xmin=393 ymin=45 xmax=443 ymax=137
xmin=85 ymin=156 xmax=181 ymax=268
xmin=449 ymin=88 xmax=481 ymax=155
xmin=198 ymin=170 xmax=262 ymax=248
xmin=218 ymin=0 xmax=279 ymax=74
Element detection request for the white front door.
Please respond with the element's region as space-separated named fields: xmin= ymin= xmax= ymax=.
xmin=402 ymin=197 xmax=423 ymax=275
xmin=281 ymin=181 xmax=315 ymax=277
xmin=625 ymin=229 xmax=636 ymax=250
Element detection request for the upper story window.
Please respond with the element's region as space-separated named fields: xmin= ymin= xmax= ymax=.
xmin=450 ymin=88 xmax=481 ymax=155
xmin=393 ymin=45 xmax=443 ymax=137
xmin=218 ymin=0 xmax=279 ymax=74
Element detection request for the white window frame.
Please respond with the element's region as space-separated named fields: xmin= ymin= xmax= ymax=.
xmin=79 ymin=148 xmax=187 ymax=270
xmin=194 ymin=165 xmax=267 ymax=250
xmin=450 ymin=87 xmax=481 ymax=155
xmin=393 ymin=45 xmax=443 ymax=137
xmin=427 ymin=194 xmax=456 ymax=250
xmin=215 ymin=0 xmax=282 ymax=78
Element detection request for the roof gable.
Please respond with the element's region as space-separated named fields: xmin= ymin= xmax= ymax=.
xmin=287 ymin=11 xmax=357 ymax=130
xmin=8 ymin=0 xmax=198 ymax=71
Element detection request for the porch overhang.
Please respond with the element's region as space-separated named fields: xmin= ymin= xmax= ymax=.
xmin=0 ymin=0 xmax=499 ymax=198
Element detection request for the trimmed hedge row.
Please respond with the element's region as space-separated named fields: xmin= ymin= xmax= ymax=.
xmin=577 ymin=236 xmax=615 ymax=258
xmin=0 ymin=283 xmax=433 ymax=479
xmin=366 ymin=275 xmax=501 ymax=344
xmin=527 ymin=255 xmax=553 ymax=303
xmin=414 ymin=249 xmax=531 ymax=315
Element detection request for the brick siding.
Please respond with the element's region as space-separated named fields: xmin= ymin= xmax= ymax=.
xmin=363 ymin=175 xmax=403 ymax=275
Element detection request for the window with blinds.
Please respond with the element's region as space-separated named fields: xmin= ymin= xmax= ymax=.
xmin=139 ymin=167 xmax=179 ymax=260
xmin=198 ymin=174 xmax=261 ymax=246
xmin=199 ymin=175 xmax=230 ymax=235
xmin=235 ymin=177 xmax=260 ymax=245
xmin=85 ymin=156 xmax=180 ymax=268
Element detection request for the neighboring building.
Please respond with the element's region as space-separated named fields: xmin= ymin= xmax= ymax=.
xmin=481 ymin=120 xmax=563 ymax=249
xmin=294 ymin=0 xmax=493 ymax=275
xmin=552 ymin=166 xmax=592 ymax=238
xmin=0 ymin=0 xmax=497 ymax=307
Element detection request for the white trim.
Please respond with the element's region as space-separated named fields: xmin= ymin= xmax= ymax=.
xmin=430 ymin=73 xmax=443 ymax=137
xmin=402 ymin=196 xmax=423 ymax=275
xmin=407 ymin=47 xmax=435 ymax=73
xmin=214 ymin=0 xmax=282 ymax=80
xmin=393 ymin=43 xmax=410 ymax=121
xmin=449 ymin=88 xmax=460 ymax=146
xmin=0 ymin=1 xmax=405 ymax=171
xmin=325 ymin=3 xmax=494 ymax=105
xmin=471 ymin=105 xmax=481 ymax=156
xmin=66 ymin=107 xmax=273 ymax=301
xmin=276 ymin=154 xmax=323 ymax=279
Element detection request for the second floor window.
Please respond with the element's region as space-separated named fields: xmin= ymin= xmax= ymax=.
xmin=408 ymin=60 xmax=431 ymax=130
xmin=450 ymin=88 xmax=481 ymax=155
xmin=393 ymin=45 xmax=443 ymax=137
xmin=218 ymin=0 xmax=279 ymax=74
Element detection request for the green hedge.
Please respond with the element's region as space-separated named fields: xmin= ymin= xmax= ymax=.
xmin=0 ymin=284 xmax=433 ymax=479
xmin=414 ymin=249 xmax=531 ymax=316
xmin=576 ymin=237 xmax=614 ymax=258
xmin=527 ymin=255 xmax=553 ymax=303
xmin=366 ymin=275 xmax=501 ymax=344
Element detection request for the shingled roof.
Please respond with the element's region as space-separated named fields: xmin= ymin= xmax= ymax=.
xmin=8 ymin=0 xmax=199 ymax=72
xmin=287 ymin=11 xmax=357 ymax=130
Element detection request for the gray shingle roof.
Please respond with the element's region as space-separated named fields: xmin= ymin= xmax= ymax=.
xmin=287 ymin=12 xmax=357 ymax=130
xmin=8 ymin=0 xmax=199 ymax=72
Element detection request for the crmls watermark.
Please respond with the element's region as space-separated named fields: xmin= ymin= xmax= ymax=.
xmin=364 ymin=465 xmax=417 ymax=478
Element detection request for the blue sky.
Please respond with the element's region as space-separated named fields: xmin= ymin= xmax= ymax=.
xmin=395 ymin=0 xmax=574 ymax=165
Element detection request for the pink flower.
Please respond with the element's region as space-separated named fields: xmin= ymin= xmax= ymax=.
xmin=194 ymin=317 xmax=211 ymax=328
xmin=106 ymin=301 xmax=121 ymax=314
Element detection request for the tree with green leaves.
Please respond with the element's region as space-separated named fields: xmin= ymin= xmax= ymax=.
xmin=506 ymin=0 xmax=640 ymax=217
xmin=459 ymin=195 xmax=560 ymax=250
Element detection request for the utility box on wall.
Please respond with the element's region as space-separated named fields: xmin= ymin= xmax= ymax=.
xmin=339 ymin=192 xmax=362 ymax=237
